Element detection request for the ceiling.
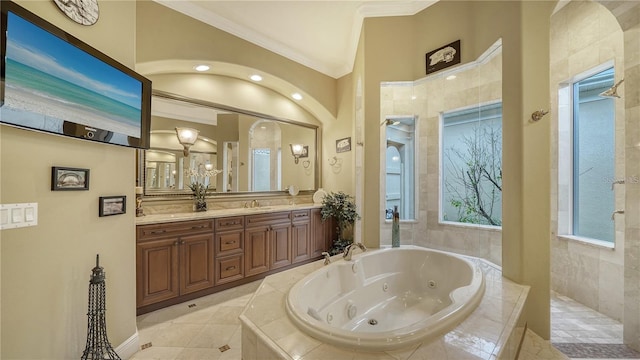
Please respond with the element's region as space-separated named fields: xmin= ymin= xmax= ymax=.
xmin=153 ymin=1 xmax=437 ymax=79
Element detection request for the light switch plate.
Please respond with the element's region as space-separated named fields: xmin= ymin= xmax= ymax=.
xmin=0 ymin=203 xmax=38 ymax=230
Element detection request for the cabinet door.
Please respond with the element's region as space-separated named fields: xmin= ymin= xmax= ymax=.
xmin=245 ymin=226 xmax=270 ymax=277
xmin=292 ymin=221 xmax=311 ymax=263
xmin=270 ymin=223 xmax=292 ymax=270
xmin=137 ymin=238 xmax=179 ymax=307
xmin=311 ymin=208 xmax=329 ymax=257
xmin=180 ymin=233 xmax=215 ymax=295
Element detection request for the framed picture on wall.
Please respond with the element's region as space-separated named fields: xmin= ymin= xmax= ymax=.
xmin=99 ymin=196 xmax=126 ymax=217
xmin=336 ymin=137 xmax=351 ymax=153
xmin=51 ymin=166 xmax=90 ymax=191
xmin=425 ymin=39 xmax=461 ymax=75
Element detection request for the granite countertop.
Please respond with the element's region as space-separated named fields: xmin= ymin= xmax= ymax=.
xmin=136 ymin=203 xmax=322 ymax=225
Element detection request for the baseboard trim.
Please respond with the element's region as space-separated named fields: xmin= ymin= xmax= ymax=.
xmin=115 ymin=331 xmax=139 ymax=359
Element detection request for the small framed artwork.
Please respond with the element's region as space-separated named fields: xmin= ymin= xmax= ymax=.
xmin=51 ymin=166 xmax=90 ymax=191
xmin=99 ymin=196 xmax=127 ymax=217
xmin=336 ymin=137 xmax=351 ymax=153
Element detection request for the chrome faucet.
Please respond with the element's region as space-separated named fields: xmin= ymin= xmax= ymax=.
xmin=321 ymin=252 xmax=331 ymax=265
xmin=343 ymin=242 xmax=367 ymax=261
xmin=251 ymin=199 xmax=260 ymax=208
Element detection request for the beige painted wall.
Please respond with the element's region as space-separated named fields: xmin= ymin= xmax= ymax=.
xmin=136 ymin=0 xmax=337 ymax=119
xmin=0 ymin=1 xmax=138 ymax=358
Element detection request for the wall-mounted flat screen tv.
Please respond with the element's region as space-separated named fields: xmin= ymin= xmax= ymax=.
xmin=0 ymin=1 xmax=151 ymax=149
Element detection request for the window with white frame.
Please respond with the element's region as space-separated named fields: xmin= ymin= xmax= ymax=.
xmin=570 ymin=67 xmax=616 ymax=243
xmin=441 ymin=102 xmax=502 ymax=226
xmin=384 ymin=117 xmax=416 ymax=220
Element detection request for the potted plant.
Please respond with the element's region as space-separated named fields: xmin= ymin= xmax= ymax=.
xmin=189 ymin=182 xmax=209 ymax=212
xmin=320 ymin=191 xmax=360 ymax=255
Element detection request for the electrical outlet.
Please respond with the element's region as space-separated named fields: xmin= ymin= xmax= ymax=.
xmin=0 ymin=203 xmax=38 ymax=230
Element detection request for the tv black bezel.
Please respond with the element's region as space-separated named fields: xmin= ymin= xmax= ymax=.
xmin=0 ymin=0 xmax=151 ymax=149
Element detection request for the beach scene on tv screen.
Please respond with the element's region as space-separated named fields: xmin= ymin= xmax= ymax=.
xmin=1 ymin=11 xmax=143 ymax=143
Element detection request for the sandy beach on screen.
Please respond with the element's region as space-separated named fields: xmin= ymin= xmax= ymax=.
xmin=3 ymin=85 xmax=140 ymax=138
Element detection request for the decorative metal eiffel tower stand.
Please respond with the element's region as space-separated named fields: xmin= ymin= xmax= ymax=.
xmin=81 ymin=254 xmax=121 ymax=360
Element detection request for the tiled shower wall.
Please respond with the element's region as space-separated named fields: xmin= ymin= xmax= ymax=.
xmin=380 ymin=45 xmax=503 ymax=266
xmin=549 ymin=0 xmax=625 ymax=322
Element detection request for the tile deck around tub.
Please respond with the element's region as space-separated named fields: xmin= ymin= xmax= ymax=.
xmin=239 ymin=250 xmax=531 ymax=360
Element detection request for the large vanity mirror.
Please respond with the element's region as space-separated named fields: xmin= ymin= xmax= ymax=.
xmin=139 ymin=91 xmax=319 ymax=197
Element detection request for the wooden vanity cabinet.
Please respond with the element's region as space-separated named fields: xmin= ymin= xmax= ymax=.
xmin=136 ymin=219 xmax=214 ymax=308
xmin=136 ymin=208 xmax=332 ymax=314
xmin=292 ymin=209 xmax=311 ymax=263
xmin=245 ymin=211 xmax=292 ymax=276
xmin=214 ymin=216 xmax=245 ymax=285
xmin=311 ymin=208 xmax=333 ymax=257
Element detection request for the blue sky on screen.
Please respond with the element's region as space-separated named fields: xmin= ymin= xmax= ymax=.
xmin=6 ymin=12 xmax=142 ymax=109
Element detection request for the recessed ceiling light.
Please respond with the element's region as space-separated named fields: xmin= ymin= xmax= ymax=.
xmin=250 ymin=74 xmax=263 ymax=82
xmin=194 ymin=65 xmax=210 ymax=72
xmin=292 ymin=93 xmax=303 ymax=101
xmin=446 ymin=75 xmax=457 ymax=80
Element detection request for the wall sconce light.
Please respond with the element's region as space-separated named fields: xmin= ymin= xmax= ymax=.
xmin=290 ymin=143 xmax=304 ymax=164
xmin=175 ymin=127 xmax=199 ymax=156
xmin=381 ymin=118 xmax=400 ymax=127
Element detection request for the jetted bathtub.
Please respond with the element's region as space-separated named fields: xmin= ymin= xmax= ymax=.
xmin=285 ymin=245 xmax=485 ymax=351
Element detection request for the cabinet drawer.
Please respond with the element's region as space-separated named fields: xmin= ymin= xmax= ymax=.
xmin=245 ymin=211 xmax=291 ymax=227
xmin=137 ymin=219 xmax=214 ymax=241
xmin=215 ymin=216 xmax=244 ymax=231
xmin=215 ymin=254 xmax=244 ymax=285
xmin=216 ymin=231 xmax=243 ymax=254
xmin=292 ymin=210 xmax=310 ymax=223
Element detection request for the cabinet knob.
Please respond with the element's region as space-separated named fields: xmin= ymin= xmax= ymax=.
xmin=179 ymin=240 xmax=185 ymax=245
xmin=173 ymin=241 xmax=179 ymax=246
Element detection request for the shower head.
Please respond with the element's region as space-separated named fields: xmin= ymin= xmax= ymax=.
xmin=381 ymin=119 xmax=400 ymax=127
xmin=599 ymin=79 xmax=624 ymax=98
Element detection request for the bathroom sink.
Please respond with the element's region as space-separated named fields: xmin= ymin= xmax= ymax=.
xmin=245 ymin=206 xmax=274 ymax=211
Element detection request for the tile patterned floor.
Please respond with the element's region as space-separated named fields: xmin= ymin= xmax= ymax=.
xmin=132 ymin=280 xmax=262 ymax=360
xmin=551 ymin=292 xmax=623 ymax=345
xmin=550 ymin=291 xmax=640 ymax=360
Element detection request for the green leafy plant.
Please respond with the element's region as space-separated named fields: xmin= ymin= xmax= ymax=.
xmin=320 ymin=191 xmax=360 ymax=254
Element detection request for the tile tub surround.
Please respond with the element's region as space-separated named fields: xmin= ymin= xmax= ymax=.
xmin=240 ymin=249 xmax=530 ymax=360
xmin=135 ymin=203 xmax=321 ymax=225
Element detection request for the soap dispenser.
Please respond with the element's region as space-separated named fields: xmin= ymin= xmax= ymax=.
xmin=392 ymin=205 xmax=400 ymax=248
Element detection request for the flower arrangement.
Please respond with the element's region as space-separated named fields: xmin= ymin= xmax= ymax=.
xmin=189 ymin=182 xmax=209 ymax=212
xmin=320 ymin=191 xmax=360 ymax=255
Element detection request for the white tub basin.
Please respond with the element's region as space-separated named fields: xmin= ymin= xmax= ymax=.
xmin=285 ymin=245 xmax=485 ymax=351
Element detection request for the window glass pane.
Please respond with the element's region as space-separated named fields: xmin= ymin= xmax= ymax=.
xmin=442 ymin=103 xmax=502 ymax=226
xmin=384 ymin=117 xmax=416 ymax=220
xmin=252 ymin=148 xmax=271 ymax=191
xmin=573 ymin=68 xmax=615 ymax=242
